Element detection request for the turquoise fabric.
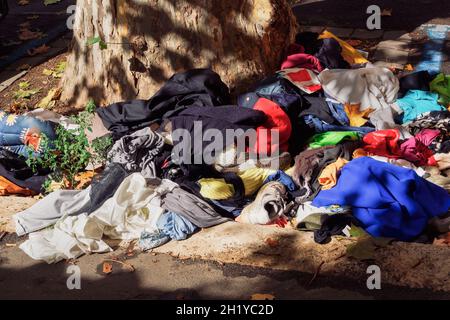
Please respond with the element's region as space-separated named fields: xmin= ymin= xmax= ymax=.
xmin=397 ymin=90 xmax=445 ymax=123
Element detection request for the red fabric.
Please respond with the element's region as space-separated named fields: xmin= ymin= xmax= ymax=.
xmin=363 ymin=129 xmax=402 ymax=158
xmin=281 ymin=53 xmax=323 ymax=73
xmin=253 ymin=98 xmax=292 ymax=156
xmin=363 ymin=129 xmax=439 ymax=166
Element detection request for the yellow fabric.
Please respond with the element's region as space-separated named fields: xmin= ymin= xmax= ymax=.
xmin=344 ymin=103 xmax=374 ymax=127
xmin=319 ymin=30 xmax=369 ymax=65
xmin=318 ymin=158 xmax=348 ymax=190
xmin=238 ymin=167 xmax=275 ymax=196
xmin=198 ymin=178 xmax=235 ymax=200
xmin=284 ymin=166 xmax=295 ymax=177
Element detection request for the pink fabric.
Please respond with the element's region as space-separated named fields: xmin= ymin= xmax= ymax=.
xmin=281 ymin=53 xmax=324 ymax=72
xmin=253 ymin=98 xmax=292 ymax=156
xmin=399 ymin=129 xmax=440 ymax=166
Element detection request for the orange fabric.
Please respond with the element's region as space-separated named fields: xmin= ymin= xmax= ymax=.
xmin=319 ymin=30 xmax=369 ymax=65
xmin=0 ymin=176 xmax=35 ymax=196
xmin=318 ymin=158 xmax=349 ymax=190
xmin=344 ymin=103 xmax=374 ymax=127
xmin=352 ymin=148 xmax=369 ymax=159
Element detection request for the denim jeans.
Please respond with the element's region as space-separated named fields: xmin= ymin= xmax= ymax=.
xmin=303 ymin=115 xmax=375 ymax=135
xmin=0 ymin=112 xmax=56 ymax=158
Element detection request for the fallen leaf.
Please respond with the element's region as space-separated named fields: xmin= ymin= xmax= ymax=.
xmin=265 ymin=237 xmax=279 ymax=248
xmin=27 ymin=44 xmax=50 ymax=56
xmin=346 ymin=39 xmax=362 ymax=47
xmin=44 ymin=0 xmax=62 ymax=5
xmin=37 ymin=87 xmax=61 ymax=109
xmin=250 ymin=293 xmax=275 ymax=300
xmin=381 ymin=8 xmax=392 ymax=16
xmin=102 ymin=262 xmax=113 ymax=274
xmin=404 ymin=64 xmax=414 ymax=71
xmin=13 ymin=81 xmax=40 ymax=100
xmin=18 ymin=0 xmax=30 ymax=5
xmin=18 ymin=28 xmax=44 ymax=41
xmin=74 ymin=170 xmax=95 ymax=189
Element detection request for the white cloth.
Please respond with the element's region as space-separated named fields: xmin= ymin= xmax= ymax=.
xmin=19 ymin=174 xmax=178 ymax=263
xmin=318 ymin=67 xmax=400 ymax=130
xmin=368 ymin=156 xmax=426 ymax=177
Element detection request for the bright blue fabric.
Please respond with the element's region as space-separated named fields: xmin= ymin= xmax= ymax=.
xmin=312 ymin=157 xmax=450 ymax=241
xmin=397 ymin=90 xmax=445 ymax=123
xmin=264 ymin=170 xmax=297 ymax=191
xmin=157 ymin=211 xmax=198 ymax=241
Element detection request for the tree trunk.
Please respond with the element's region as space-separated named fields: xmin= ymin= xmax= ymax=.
xmin=61 ymin=0 xmax=297 ymax=108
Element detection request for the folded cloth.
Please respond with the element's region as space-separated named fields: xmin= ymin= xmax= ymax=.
xmin=108 ymin=127 xmax=165 ymax=178
xmin=397 ymin=90 xmax=445 ymax=123
xmin=277 ymin=68 xmax=322 ymax=94
xmin=318 ymin=67 xmax=400 ymax=130
xmin=292 ymin=141 xmax=360 ymax=202
xmin=253 ymin=98 xmax=292 ymax=156
xmin=312 ymin=157 xmax=450 ymax=241
xmin=96 ymin=68 xmax=231 ymax=138
xmin=281 ymin=51 xmax=323 ymax=73
xmin=318 ymin=157 xmax=348 ymax=190
xmin=308 ymin=131 xmax=360 ymax=149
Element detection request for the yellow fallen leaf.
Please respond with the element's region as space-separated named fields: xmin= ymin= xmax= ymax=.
xmin=27 ymin=44 xmax=50 ymax=56
xmin=37 ymin=87 xmax=61 ymax=109
xmin=74 ymin=171 xmax=95 ymax=190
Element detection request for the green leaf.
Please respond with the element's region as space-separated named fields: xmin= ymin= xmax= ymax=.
xmin=44 ymin=0 xmax=62 ymax=6
xmin=18 ymin=81 xmax=30 ymax=89
xmin=87 ymin=36 xmax=101 ymax=46
xmin=99 ymin=40 xmax=108 ymax=50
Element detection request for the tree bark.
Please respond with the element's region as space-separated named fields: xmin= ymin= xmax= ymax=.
xmin=61 ymin=0 xmax=297 ymax=108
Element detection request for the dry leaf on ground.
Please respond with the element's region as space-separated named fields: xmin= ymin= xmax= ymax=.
xmin=250 ymin=293 xmax=275 ymax=300
xmin=28 ymin=44 xmax=50 ymax=56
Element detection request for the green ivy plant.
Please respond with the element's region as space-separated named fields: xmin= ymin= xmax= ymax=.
xmin=26 ymin=99 xmax=112 ymax=191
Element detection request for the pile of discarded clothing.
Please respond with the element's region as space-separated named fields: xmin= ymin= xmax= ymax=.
xmin=4 ymin=30 xmax=450 ymax=263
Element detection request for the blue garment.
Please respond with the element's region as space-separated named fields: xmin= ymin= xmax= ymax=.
xmin=138 ymin=230 xmax=170 ymax=251
xmin=326 ymin=100 xmax=350 ymax=126
xmin=312 ymin=157 xmax=450 ymax=241
xmin=156 ymin=211 xmax=198 ymax=241
xmin=264 ymin=170 xmax=297 ymax=191
xmin=0 ymin=112 xmax=56 ymax=158
xmin=210 ymin=200 xmax=243 ymax=218
xmin=303 ymin=115 xmax=375 ymax=135
xmin=397 ymin=90 xmax=445 ymax=123
xmin=138 ymin=211 xmax=199 ymax=251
